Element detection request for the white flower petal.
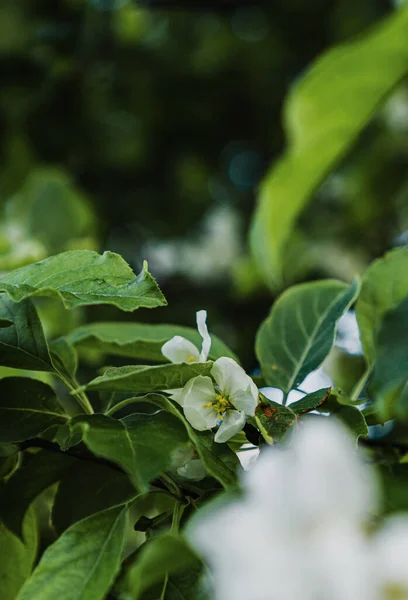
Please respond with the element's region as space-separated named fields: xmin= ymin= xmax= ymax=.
xmin=214 ymin=410 xmax=246 ymax=443
xmin=161 ymin=335 xmax=200 ymax=364
xmin=231 ymin=386 xmax=258 ymax=415
xmin=197 ymin=309 xmax=212 ymax=361
xmin=168 ymin=388 xmax=185 ymax=406
xmin=373 ymin=516 xmax=408 ymax=594
xmin=212 ymin=357 xmax=258 ymax=407
xmin=182 ymin=376 xmax=219 ymax=431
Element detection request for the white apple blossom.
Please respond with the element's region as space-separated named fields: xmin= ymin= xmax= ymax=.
xmin=176 ymin=357 xmax=259 ymax=443
xmin=161 ymin=309 xmax=211 ymax=364
xmin=189 ymin=419 xmax=408 ymax=600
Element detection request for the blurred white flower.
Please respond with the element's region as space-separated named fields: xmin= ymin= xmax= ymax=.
xmin=161 ymin=309 xmax=211 ymax=364
xmin=143 ymin=204 xmax=242 ymax=283
xmin=189 ymin=419 xmax=408 ymax=600
xmin=176 ymin=357 xmax=258 ymax=443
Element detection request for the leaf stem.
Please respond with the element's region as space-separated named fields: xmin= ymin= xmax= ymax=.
xmin=351 ymin=367 xmax=371 ymax=403
xmin=56 ymin=372 xmax=94 ymax=415
xmin=105 ymin=397 xmax=139 ymax=417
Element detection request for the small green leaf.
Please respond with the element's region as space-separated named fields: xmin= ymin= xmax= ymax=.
xmin=0 ymin=296 xmax=53 ymax=372
xmin=73 ymin=411 xmax=189 ymax=493
xmin=356 ymin=247 xmax=408 ymax=367
xmin=52 ymin=462 xmax=136 ymax=534
xmin=256 ymin=279 xmax=359 ymax=394
xmin=0 ymin=506 xmax=38 ymax=600
xmin=17 ymin=506 xmax=127 ymax=600
xmin=49 ymin=337 xmax=78 ymax=381
xmin=66 ymin=321 xmax=238 ymax=362
xmin=0 ymin=451 xmax=76 ymax=538
xmin=0 ymin=378 xmax=67 ymax=443
xmin=250 ymin=6 xmax=408 ymax=288
xmin=122 ymin=394 xmax=239 ymax=490
xmin=83 ymin=361 xmax=213 ymax=393
xmin=289 ymin=388 xmax=331 ymax=415
xmin=369 ymin=296 xmax=408 ymax=421
xmin=127 ymin=534 xmax=199 ymax=600
xmin=255 ymin=398 xmax=297 ymax=442
xmin=0 ymin=250 xmax=166 ymax=311
xmin=317 ymin=395 xmax=368 ymax=440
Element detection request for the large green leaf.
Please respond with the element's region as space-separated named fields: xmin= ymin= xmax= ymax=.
xmin=356 ymin=247 xmax=408 ymax=367
xmin=82 ymin=361 xmax=213 ymax=393
xmin=369 ymin=296 xmax=408 ymax=421
xmin=17 ymin=506 xmax=127 ymax=600
xmin=113 ymin=394 xmax=239 ymax=490
xmin=127 ymin=534 xmax=199 ymax=600
xmin=250 ymin=6 xmax=408 ymax=288
xmin=0 ymin=378 xmax=67 ymax=443
xmin=0 ymin=296 xmax=53 ymax=372
xmin=0 ymin=506 xmax=38 ymax=600
xmin=73 ymin=411 xmax=190 ymax=492
xmin=66 ymin=321 xmax=238 ymax=362
xmin=0 ymin=451 xmax=76 ymax=538
xmin=256 ymin=279 xmax=359 ymax=394
xmin=0 ymin=250 xmax=166 ymax=311
xmin=52 ymin=462 xmax=136 ymax=534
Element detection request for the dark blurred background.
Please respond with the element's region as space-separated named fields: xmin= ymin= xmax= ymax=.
xmin=1 ymin=0 xmax=407 ymax=369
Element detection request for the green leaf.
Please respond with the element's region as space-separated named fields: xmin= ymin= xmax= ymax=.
xmin=0 ymin=378 xmax=67 ymax=443
xmin=316 ymin=394 xmax=368 ymax=440
xmin=250 ymin=6 xmax=408 ymax=288
xmin=0 ymin=451 xmax=76 ymax=538
xmin=369 ymin=296 xmax=408 ymax=421
xmin=356 ymin=247 xmax=408 ymax=367
xmin=17 ymin=506 xmax=127 ymax=600
xmin=255 ymin=398 xmax=297 ymax=442
xmin=52 ymin=461 xmax=136 ymax=534
xmin=0 ymin=296 xmax=53 ymax=372
xmin=73 ymin=411 xmax=190 ymax=493
xmin=119 ymin=394 xmax=239 ymax=490
xmin=66 ymin=321 xmax=238 ymax=362
xmin=0 ymin=250 xmax=166 ymax=311
xmin=148 ymin=563 xmax=204 ymax=600
xmin=256 ymin=279 xmax=359 ymax=394
xmin=83 ymin=361 xmax=213 ymax=393
xmin=289 ymin=387 xmax=331 ymax=415
xmin=0 ymin=506 xmax=38 ymax=600
xmin=49 ymin=337 xmax=78 ymax=381
xmin=127 ymin=534 xmax=199 ymax=600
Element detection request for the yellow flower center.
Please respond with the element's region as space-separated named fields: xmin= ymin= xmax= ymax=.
xmin=383 ymin=584 xmax=408 ymax=600
xmin=202 ymin=393 xmax=232 ymax=420
xmin=187 ymin=356 xmax=196 ymax=363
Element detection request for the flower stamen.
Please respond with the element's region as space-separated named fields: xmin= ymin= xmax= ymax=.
xmin=202 ymin=394 xmax=232 ymax=418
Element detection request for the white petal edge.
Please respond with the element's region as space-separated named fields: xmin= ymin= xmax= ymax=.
xmin=197 ymin=310 xmax=212 ymax=361
xmin=182 ymin=375 xmax=219 ymax=431
xmin=215 ymin=410 xmax=246 ymax=443
xmin=161 ymin=335 xmax=200 ymax=364
xmin=212 ymin=357 xmax=258 ymax=404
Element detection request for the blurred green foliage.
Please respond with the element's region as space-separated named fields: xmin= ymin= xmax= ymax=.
xmin=1 ymin=0 xmax=406 ymax=369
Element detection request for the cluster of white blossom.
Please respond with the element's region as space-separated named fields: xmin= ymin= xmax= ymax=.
xmin=162 ymin=310 xmax=258 ymax=444
xmin=189 ymin=419 xmax=408 ymax=600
